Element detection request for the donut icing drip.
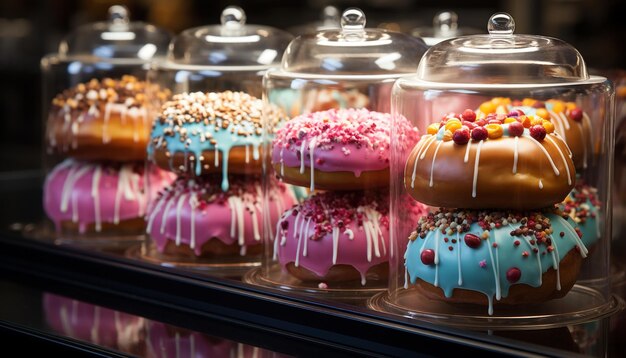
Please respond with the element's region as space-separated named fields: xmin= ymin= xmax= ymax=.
xmin=47 ymin=76 xmax=169 ymax=151
xmin=560 ymin=182 xmax=601 ymax=247
xmin=44 ymin=293 xmax=144 ymax=350
xmin=43 ymin=159 xmax=173 ymax=233
xmin=275 ymin=191 xmax=428 ymax=285
xmin=405 ymin=209 xmax=587 ymax=315
xmin=272 ymin=108 xmax=419 ymax=191
xmin=148 ymin=91 xmax=285 ymax=191
xmin=146 ymin=176 xmax=295 ymax=256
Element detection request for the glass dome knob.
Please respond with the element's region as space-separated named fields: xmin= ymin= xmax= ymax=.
xmin=108 ymin=5 xmax=130 ymax=26
xmin=221 ymin=6 xmax=246 ymax=30
xmin=322 ymin=5 xmax=340 ymax=26
xmin=434 ymin=11 xmax=458 ymax=36
xmin=488 ymin=12 xmax=515 ymax=36
xmin=341 ymin=8 xmax=366 ymax=31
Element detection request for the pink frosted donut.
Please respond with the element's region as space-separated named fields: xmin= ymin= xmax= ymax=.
xmin=274 ymin=191 xmax=429 ymax=285
xmin=146 ymin=176 xmax=297 ymax=258
xmin=43 ymin=159 xmax=174 ymax=235
xmin=43 ymin=293 xmax=144 ymax=353
xmin=145 ymin=321 xmax=234 ymax=358
xmin=271 ymin=108 xmax=419 ymax=191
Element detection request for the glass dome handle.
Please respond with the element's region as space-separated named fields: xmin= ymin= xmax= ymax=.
xmin=488 ymin=12 xmax=515 ymax=36
xmin=322 ymin=5 xmax=340 ymax=27
xmin=108 ymin=5 xmax=130 ymax=26
xmin=221 ymin=6 xmax=246 ymax=30
xmin=433 ymin=11 xmax=458 ymax=37
xmin=341 ymin=8 xmax=366 ymax=40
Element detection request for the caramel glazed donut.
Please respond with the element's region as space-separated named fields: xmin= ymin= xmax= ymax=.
xmin=477 ymin=97 xmax=594 ymax=171
xmin=404 ymin=109 xmax=586 ymax=314
xmin=406 ymin=109 xmax=576 ymax=210
xmin=271 ymin=108 xmax=419 ymax=191
xmin=46 ymin=75 xmax=171 ymax=162
xmin=148 ymin=91 xmax=286 ymax=191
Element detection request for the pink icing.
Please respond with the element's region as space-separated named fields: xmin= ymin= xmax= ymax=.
xmin=146 ymin=176 xmax=297 ymax=256
xmin=43 ymin=159 xmax=175 ymax=234
xmin=271 ymin=108 xmax=419 ymax=189
xmin=146 ymin=321 xmax=235 ymax=358
xmin=274 ymin=191 xmax=428 ymax=285
xmin=43 ymin=293 xmax=144 ymax=349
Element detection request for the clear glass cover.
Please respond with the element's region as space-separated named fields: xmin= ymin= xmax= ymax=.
xmin=246 ymin=8 xmax=429 ymax=299
xmin=39 ymin=5 xmax=173 ymax=247
xmin=411 ymin=11 xmax=481 ymax=46
xmin=287 ymin=5 xmax=341 ymax=36
xmin=371 ymin=13 xmax=621 ymax=329
xmin=140 ymin=7 xmax=293 ymax=274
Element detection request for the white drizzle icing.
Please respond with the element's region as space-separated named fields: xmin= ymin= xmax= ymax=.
xmin=546 ymin=135 xmax=572 ymax=185
xmin=539 ymin=179 xmax=543 ymax=189
xmin=91 ymin=166 xmax=102 ymax=232
xmin=175 ymin=194 xmax=187 ymax=246
xmin=512 ymin=136 xmax=519 ymax=174
xmin=429 ymin=141 xmax=444 ymax=187
xmin=472 ymin=140 xmax=484 ymax=198
xmin=464 ymin=140 xmax=472 ymax=163
xmin=309 ymin=137 xmax=316 ymax=191
xmin=527 ymin=136 xmax=560 ymax=176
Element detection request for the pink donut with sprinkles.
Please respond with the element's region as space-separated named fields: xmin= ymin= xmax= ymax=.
xmin=146 ymin=176 xmax=297 ymax=258
xmin=274 ymin=190 xmax=428 ymax=285
xmin=44 ymin=159 xmax=174 ymax=236
xmin=271 ymin=108 xmax=419 ymax=191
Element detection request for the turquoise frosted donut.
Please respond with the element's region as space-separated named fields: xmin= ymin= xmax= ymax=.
xmin=405 ymin=208 xmax=587 ymax=315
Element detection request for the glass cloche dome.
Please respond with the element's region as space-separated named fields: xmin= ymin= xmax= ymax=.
xmin=369 ymin=13 xmax=622 ymax=328
xmin=243 ymin=8 xmax=429 ymax=299
xmin=140 ymin=6 xmax=293 ymax=273
xmin=39 ymin=5 xmax=173 ymax=247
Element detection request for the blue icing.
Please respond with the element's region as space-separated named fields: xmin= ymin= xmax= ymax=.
xmin=405 ymin=212 xmax=585 ymax=309
xmin=149 ymin=118 xmax=262 ymax=192
xmin=559 ymin=186 xmax=601 ymax=247
xmin=268 ymin=89 xmax=300 ymax=114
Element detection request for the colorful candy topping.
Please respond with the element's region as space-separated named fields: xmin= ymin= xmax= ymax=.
xmin=272 ymin=108 xmax=419 ymax=191
xmin=149 ymin=91 xmax=285 ymax=190
xmin=405 ymin=208 xmax=588 ymax=315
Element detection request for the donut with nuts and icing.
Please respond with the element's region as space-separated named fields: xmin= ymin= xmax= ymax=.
xmin=272 ymin=108 xmax=419 ymax=191
xmin=405 ymin=109 xmax=576 ymax=210
xmin=148 ymin=91 xmax=286 ymax=191
xmin=43 ymin=159 xmax=174 ymax=235
xmin=146 ymin=176 xmax=296 ymax=258
xmin=46 ymin=75 xmax=171 ymax=161
xmin=405 ymin=208 xmax=587 ymax=315
xmin=560 ymin=182 xmax=601 ymax=248
xmin=274 ymin=190 xmax=428 ymax=285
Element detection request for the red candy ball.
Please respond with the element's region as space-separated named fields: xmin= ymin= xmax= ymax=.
xmin=530 ymin=124 xmax=547 ymax=141
xmin=506 ymin=267 xmax=522 ymax=283
xmin=421 ymin=249 xmax=435 ymax=265
xmin=474 ymin=119 xmax=487 ymax=127
xmin=508 ymin=121 xmax=524 ymax=137
xmin=461 ymin=109 xmax=476 ymax=122
xmin=464 ymin=233 xmax=482 ymax=248
xmin=462 ymin=120 xmax=477 ymax=130
xmin=453 ymin=127 xmax=471 ymax=145
xmin=532 ymin=101 xmax=545 ymax=108
xmin=569 ymin=108 xmax=583 ymax=122
xmin=471 ymin=126 xmax=488 ymax=141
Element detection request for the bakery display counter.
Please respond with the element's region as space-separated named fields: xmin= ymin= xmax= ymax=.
xmin=1 ymin=170 xmax=624 ymax=356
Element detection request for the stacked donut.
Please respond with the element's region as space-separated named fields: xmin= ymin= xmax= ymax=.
xmin=146 ymin=91 xmax=296 ymax=259
xmin=271 ymin=108 xmax=426 ymax=286
xmin=478 ymin=97 xmax=601 ymax=249
xmin=43 ymin=76 xmax=175 ymax=238
xmin=403 ymin=108 xmax=588 ymax=314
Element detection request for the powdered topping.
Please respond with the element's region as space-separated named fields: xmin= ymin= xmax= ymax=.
xmin=51 ymin=75 xmax=169 ymax=110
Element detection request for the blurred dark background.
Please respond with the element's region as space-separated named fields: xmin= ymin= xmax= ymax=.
xmin=1 ymin=0 xmax=625 ymax=173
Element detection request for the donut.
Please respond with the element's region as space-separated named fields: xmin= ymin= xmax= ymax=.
xmin=272 ymin=108 xmax=419 ymax=191
xmin=43 ymin=159 xmax=174 ymax=235
xmin=561 ymin=182 xmax=601 ymax=248
xmin=46 ymin=75 xmax=171 ymax=161
xmin=274 ymin=190 xmax=429 ymax=285
xmin=478 ymin=97 xmax=593 ymax=170
xmin=148 ymin=91 xmax=285 ymax=191
xmin=145 ymin=321 xmax=234 ymax=358
xmin=405 ymin=110 xmax=576 ymax=210
xmin=146 ymin=176 xmax=296 ymax=258
xmin=43 ymin=293 xmax=144 ymax=353
xmin=405 ymin=208 xmax=587 ymax=315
